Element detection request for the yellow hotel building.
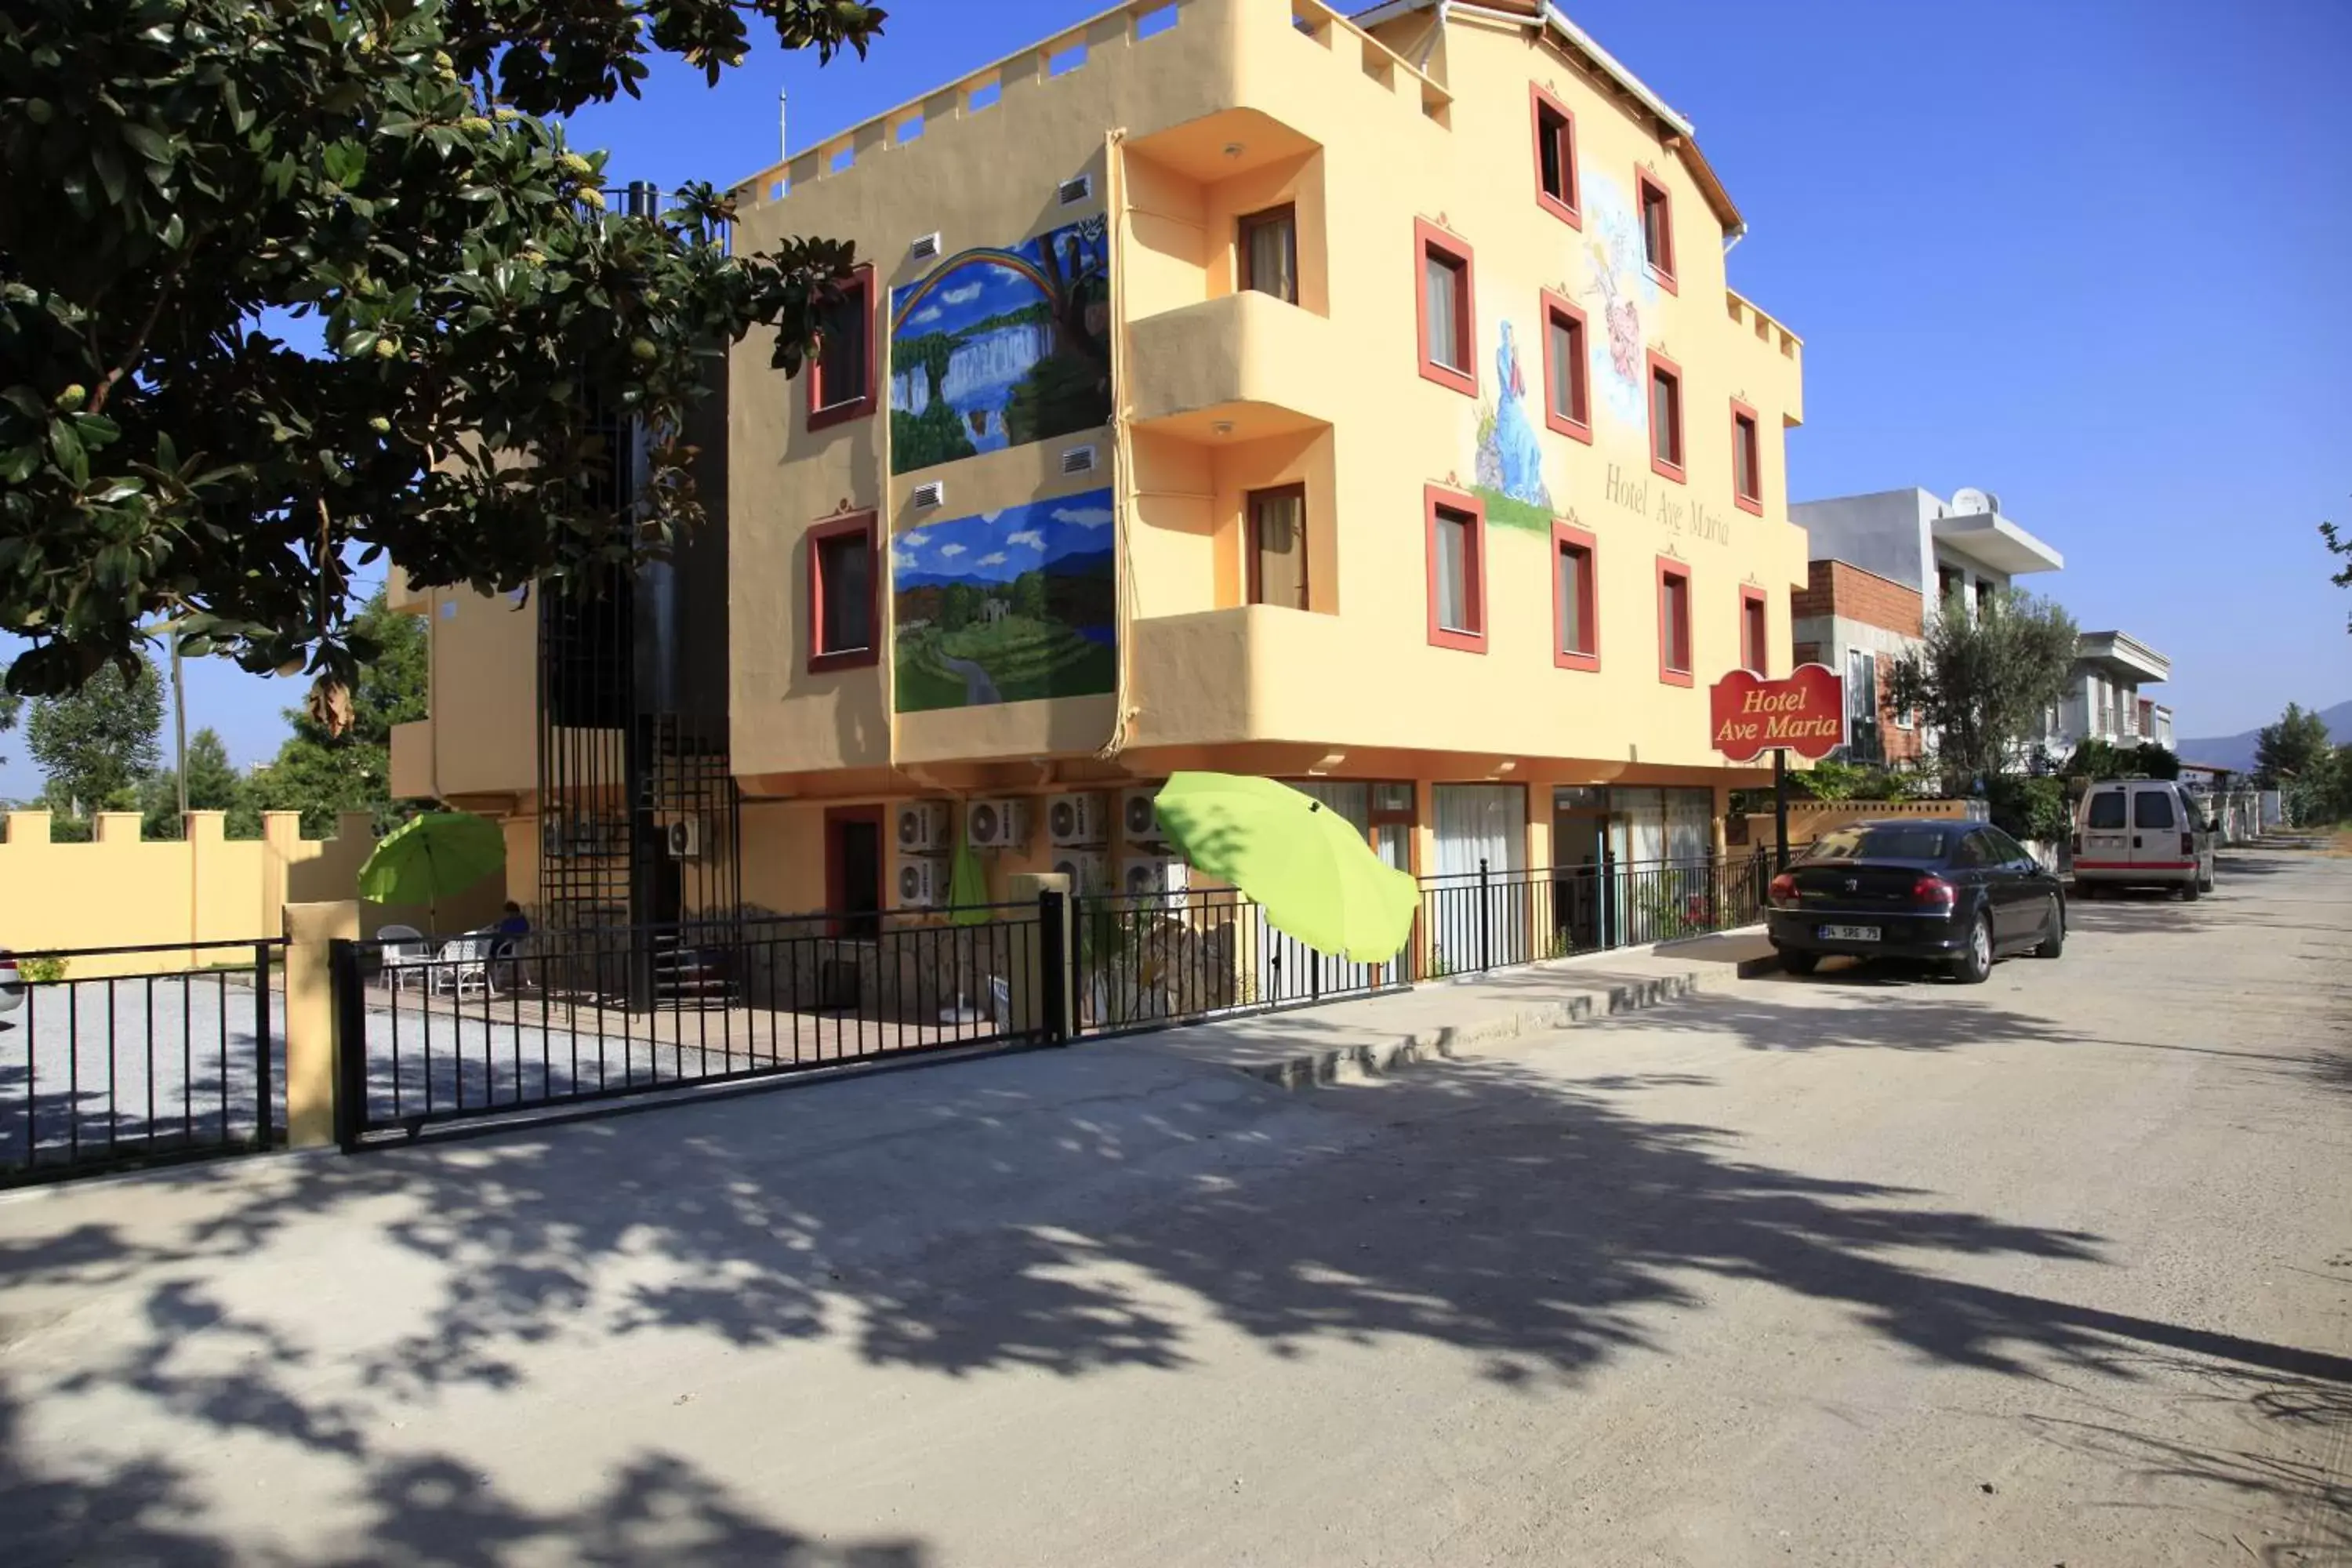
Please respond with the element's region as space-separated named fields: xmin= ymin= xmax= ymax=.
xmin=391 ymin=0 xmax=1809 ymax=931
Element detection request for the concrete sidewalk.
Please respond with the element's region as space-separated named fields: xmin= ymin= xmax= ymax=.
xmin=1111 ymin=928 xmax=1775 ymax=1087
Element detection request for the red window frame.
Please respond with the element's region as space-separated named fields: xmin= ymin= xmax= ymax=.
xmin=1646 ymin=347 xmax=1686 ymax=484
xmin=1730 ymin=398 xmax=1763 ymax=516
xmin=1414 ymin=219 xmax=1478 ymax=398
xmin=1539 ymin=289 xmax=1592 ymax=444
xmin=1423 ymin=483 xmax=1486 ymax=653
xmin=807 ymin=264 xmax=878 ymax=430
xmin=1739 ymin=585 xmax=1769 ymax=676
xmin=1636 ymin=169 xmax=1677 ymax=295
xmin=1530 ymin=84 xmax=1581 ymax=230
xmin=807 ymin=511 xmax=879 ymax=672
xmin=1552 ymin=520 xmax=1599 ymax=673
xmin=1656 ymin=557 xmax=1693 ymax=687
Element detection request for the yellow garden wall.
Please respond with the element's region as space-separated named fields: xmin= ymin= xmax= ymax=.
xmin=0 ymin=810 xmax=506 ymax=976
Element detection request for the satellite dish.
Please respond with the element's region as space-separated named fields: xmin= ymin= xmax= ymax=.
xmin=1949 ymin=487 xmax=1998 ymax=516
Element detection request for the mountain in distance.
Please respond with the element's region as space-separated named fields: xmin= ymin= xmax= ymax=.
xmin=2176 ymin=699 xmax=2352 ymax=773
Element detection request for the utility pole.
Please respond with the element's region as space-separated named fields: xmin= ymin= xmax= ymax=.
xmin=171 ymin=633 xmax=188 ymax=818
xmin=779 ymin=89 xmax=789 ymax=161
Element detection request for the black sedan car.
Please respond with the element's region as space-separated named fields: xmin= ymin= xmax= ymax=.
xmin=1766 ymin=819 xmax=2065 ymax=983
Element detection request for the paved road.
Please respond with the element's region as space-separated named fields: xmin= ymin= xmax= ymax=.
xmin=2 ymin=851 xmax=2347 ymax=1565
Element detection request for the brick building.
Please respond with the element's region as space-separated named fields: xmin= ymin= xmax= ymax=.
xmin=1789 ymin=559 xmax=1923 ymax=764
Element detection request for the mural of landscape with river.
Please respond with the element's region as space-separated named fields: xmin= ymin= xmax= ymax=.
xmin=888 ymin=216 xmax=1112 ymax=475
xmin=891 ymin=490 xmax=1117 ymax=713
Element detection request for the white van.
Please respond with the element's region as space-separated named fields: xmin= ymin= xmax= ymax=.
xmin=2072 ymin=779 xmax=2215 ymax=899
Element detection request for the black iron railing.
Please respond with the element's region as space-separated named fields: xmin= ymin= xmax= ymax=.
xmin=1420 ymin=852 xmax=1772 ymax=977
xmin=2 ymin=938 xmax=282 ymax=1187
xmin=333 ymin=902 xmax=1053 ymax=1146
xmin=1071 ymin=886 xmax=1406 ymax=1038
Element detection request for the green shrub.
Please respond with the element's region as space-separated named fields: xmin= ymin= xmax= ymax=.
xmin=17 ymin=956 xmax=68 ymax=984
xmin=1984 ymin=775 xmax=2068 ymax=843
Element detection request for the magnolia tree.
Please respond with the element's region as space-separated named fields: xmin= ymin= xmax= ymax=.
xmin=0 ymin=0 xmax=884 ymax=722
xmin=1886 ymin=588 xmax=2078 ymax=797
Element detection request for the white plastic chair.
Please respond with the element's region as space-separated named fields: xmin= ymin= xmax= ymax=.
xmin=378 ymin=924 xmax=434 ymax=995
xmin=434 ymin=937 xmax=495 ymax=1000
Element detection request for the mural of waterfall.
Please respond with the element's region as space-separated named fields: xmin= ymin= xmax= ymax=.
xmin=888 ymin=216 xmax=1111 ymax=475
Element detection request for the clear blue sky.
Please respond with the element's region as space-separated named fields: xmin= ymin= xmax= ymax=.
xmin=6 ymin=0 xmax=2347 ymax=797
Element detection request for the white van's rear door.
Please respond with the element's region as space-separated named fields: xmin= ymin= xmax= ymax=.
xmin=2128 ymin=784 xmax=2187 ymax=872
xmin=2081 ymin=785 xmax=2131 ymax=871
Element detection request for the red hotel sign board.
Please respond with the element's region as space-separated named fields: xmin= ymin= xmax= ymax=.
xmin=1710 ymin=664 xmax=1846 ymax=762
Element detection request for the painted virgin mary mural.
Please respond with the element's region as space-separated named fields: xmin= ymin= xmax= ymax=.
xmin=1472 ymin=318 xmax=1554 ymax=531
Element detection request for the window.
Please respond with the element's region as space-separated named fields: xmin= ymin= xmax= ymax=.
xmin=808 ymin=514 xmax=877 ymax=670
xmin=1740 ymin=586 xmax=1768 ymax=675
xmin=807 ymin=265 xmax=876 ymax=429
xmin=1239 ymin=205 xmax=1298 ymax=305
xmin=1982 ymin=826 xmax=2031 ymax=863
xmin=1414 ymin=220 xmax=1476 ymax=396
xmin=2085 ymin=789 xmax=2127 ymax=829
xmin=1425 ymin=485 xmax=1485 ymax=652
xmin=1656 ymin=558 xmax=1692 ymax=685
xmin=2132 ymin=789 xmax=2176 ymax=830
xmin=1540 ymin=290 xmax=1592 ymax=441
xmin=1552 ymin=521 xmax=1598 ymax=671
xmin=1846 ymin=648 xmax=1880 ymax=761
xmin=1530 ymin=85 xmax=1580 ymax=227
xmin=1975 ymin=579 xmax=1996 ymax=620
xmin=1937 ymin=566 xmax=1962 ymax=608
xmin=1730 ymin=400 xmax=1762 ymax=514
xmin=1646 ymin=348 xmax=1684 ymax=481
xmin=1637 ymin=170 xmax=1676 ymax=292
xmin=1247 ymin=484 xmax=1308 ymax=611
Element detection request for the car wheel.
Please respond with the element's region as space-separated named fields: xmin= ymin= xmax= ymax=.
xmin=1954 ymin=913 xmax=1994 ymax=985
xmin=1777 ymin=948 xmax=1819 ymax=977
xmin=2034 ymin=895 xmax=2064 ymax=958
xmin=2198 ymin=872 xmax=2215 ymax=893
xmin=2179 ymin=877 xmax=2201 ymax=902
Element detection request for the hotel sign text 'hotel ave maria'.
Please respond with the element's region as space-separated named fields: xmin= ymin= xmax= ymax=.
xmin=1708 ymin=665 xmax=1846 ymax=762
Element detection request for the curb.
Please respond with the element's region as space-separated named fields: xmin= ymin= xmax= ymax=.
xmin=1733 ymin=949 xmax=1784 ymax=978
xmin=1245 ymin=971 xmax=1708 ymax=1091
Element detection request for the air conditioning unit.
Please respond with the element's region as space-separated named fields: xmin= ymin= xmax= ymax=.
xmin=911 ymin=480 xmax=946 ymax=510
xmin=909 ymin=231 xmax=942 ymax=262
xmin=666 ymin=817 xmax=702 ymax=859
xmin=1120 ymin=785 xmax=1170 ymax=848
xmin=895 ymin=799 xmax=953 ymax=855
xmin=965 ymin=797 xmax=1029 ymax=851
xmin=1051 ymin=850 xmax=1108 ymax=891
xmin=892 ymin=851 xmax=944 ymax=909
xmin=1057 ymin=173 xmax=1092 ymax=205
xmin=1046 ymin=790 xmax=1109 ymax=848
xmin=1121 ymin=854 xmax=1189 ymax=907
xmin=1058 ymin=444 xmax=1098 ymax=476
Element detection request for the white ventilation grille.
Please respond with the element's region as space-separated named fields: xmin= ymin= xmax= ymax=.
xmin=1057 ymin=174 xmax=1092 ymax=205
xmin=1058 ymin=445 xmax=1097 ymax=476
xmin=909 ymin=231 xmax=941 ymax=261
xmin=911 ymin=481 xmax=945 ymax=508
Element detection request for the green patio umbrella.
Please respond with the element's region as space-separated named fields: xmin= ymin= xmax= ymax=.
xmin=358 ymin=811 xmax=506 ymax=928
xmin=1151 ymin=772 xmax=1418 ymax=962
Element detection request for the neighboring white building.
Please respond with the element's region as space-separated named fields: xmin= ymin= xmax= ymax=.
xmin=1790 ymin=485 xmax=2065 ymax=620
xmin=2042 ymin=630 xmax=2173 ymax=760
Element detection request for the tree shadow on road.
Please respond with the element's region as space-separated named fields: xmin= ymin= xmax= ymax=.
xmin=3 ymin=1024 xmax=2344 ymax=1561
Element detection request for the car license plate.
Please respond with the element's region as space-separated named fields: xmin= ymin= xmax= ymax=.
xmin=1818 ymin=924 xmax=1879 ymax=942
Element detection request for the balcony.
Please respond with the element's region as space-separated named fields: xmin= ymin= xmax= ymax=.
xmin=1127 ymin=289 xmax=1337 ymax=441
xmin=390 ymin=720 xmax=434 ymax=800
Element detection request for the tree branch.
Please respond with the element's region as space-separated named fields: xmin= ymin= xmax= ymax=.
xmin=87 ymin=260 xmax=186 ymax=417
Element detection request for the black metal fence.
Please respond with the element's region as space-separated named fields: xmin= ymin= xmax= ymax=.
xmin=1421 ymin=852 xmax=1773 ymax=978
xmin=332 ymin=902 xmax=1054 ymax=1147
xmin=1 ymin=939 xmax=281 ymax=1188
xmin=1071 ymin=886 xmax=1408 ymax=1038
